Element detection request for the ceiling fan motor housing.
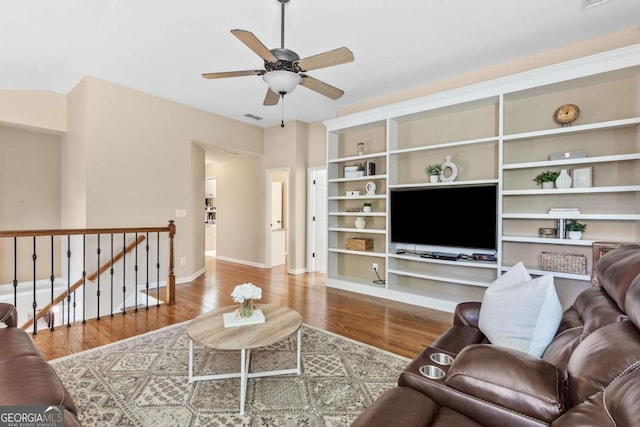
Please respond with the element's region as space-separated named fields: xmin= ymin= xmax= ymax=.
xmin=265 ymin=48 xmax=300 ymax=72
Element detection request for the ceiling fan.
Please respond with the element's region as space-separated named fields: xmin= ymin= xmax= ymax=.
xmin=202 ymin=0 xmax=354 ymax=111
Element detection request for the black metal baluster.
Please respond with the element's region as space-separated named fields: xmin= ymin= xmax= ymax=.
xmin=13 ymin=237 xmax=17 ymax=307
xmin=145 ymin=232 xmax=149 ymax=309
xmin=122 ymin=233 xmax=126 ymax=315
xmin=82 ymin=235 xmax=86 ymax=324
xmin=32 ymin=236 xmax=37 ymax=336
xmin=134 ymin=232 xmax=139 ymax=313
xmin=49 ymin=235 xmax=55 ymax=331
xmin=96 ymin=235 xmax=101 ymax=321
xmin=66 ymin=235 xmax=72 ymax=327
xmin=110 ymin=233 xmax=114 ymax=317
xmin=156 ymin=232 xmax=160 ymax=307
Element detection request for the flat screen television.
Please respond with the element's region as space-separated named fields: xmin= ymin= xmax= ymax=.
xmin=390 ymin=184 xmax=498 ymax=252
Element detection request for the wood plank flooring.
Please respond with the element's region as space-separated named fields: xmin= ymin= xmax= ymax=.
xmin=31 ymin=257 xmax=453 ymax=361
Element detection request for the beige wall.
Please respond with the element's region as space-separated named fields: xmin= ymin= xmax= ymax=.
xmin=0 ymin=125 xmax=62 ymax=283
xmin=190 ymin=143 xmax=206 ymax=274
xmin=0 ymin=90 xmax=66 ymax=133
xmin=215 ymin=154 xmax=266 ymax=265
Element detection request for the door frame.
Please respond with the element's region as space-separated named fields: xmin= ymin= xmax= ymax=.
xmin=307 ymin=166 xmax=327 ymax=273
xmin=265 ymin=167 xmax=290 ymax=269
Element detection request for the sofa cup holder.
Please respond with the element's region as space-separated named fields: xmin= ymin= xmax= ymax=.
xmin=429 ymin=352 xmax=454 ymax=366
xmin=419 ymin=365 xmax=446 ymax=380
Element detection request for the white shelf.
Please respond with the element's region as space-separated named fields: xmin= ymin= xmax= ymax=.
xmin=502 ymin=213 xmax=640 ymax=220
xmin=388 ymin=268 xmax=491 ymax=288
xmin=329 ymin=212 xmax=387 ymax=217
xmin=501 ymin=265 xmax=591 ymax=282
xmin=389 ymin=179 xmax=498 ymax=189
xmin=501 ymin=236 xmax=595 ymax=246
xmin=329 ymin=151 xmax=387 ymax=164
xmin=389 ymin=136 xmax=498 ymax=155
xmin=329 ymin=248 xmax=385 ymax=257
xmin=388 ymin=253 xmax=499 ymax=270
xmin=328 ymin=227 xmax=387 ymax=234
xmin=329 ymin=194 xmax=386 ymax=200
xmin=503 ymin=153 xmax=640 ymax=170
xmin=503 ymin=117 xmax=640 ymax=142
xmin=329 ymin=174 xmax=387 ymax=183
xmin=502 ymin=185 xmax=640 ymax=196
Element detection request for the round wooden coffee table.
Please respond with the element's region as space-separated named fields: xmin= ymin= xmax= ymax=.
xmin=186 ymin=303 xmax=302 ymax=415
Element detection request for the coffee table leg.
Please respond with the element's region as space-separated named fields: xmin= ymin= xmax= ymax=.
xmin=188 ymin=339 xmax=194 ymax=383
xmin=240 ymin=348 xmax=248 ymax=415
xmin=296 ymin=328 xmax=301 ymax=374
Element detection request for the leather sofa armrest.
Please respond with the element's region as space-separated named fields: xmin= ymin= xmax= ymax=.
xmin=446 ymin=344 xmax=566 ymax=422
xmin=399 ymin=344 xmax=566 ymax=425
xmin=453 ymin=302 xmax=481 ymax=327
xmin=0 ymin=303 xmax=18 ymax=328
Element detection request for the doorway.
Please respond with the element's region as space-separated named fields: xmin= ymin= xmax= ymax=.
xmin=267 ymin=169 xmax=289 ymax=267
xmin=205 ymin=177 xmax=217 ymax=257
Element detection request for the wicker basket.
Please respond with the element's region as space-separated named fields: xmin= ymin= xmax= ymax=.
xmin=540 ymin=252 xmax=587 ymax=274
xmin=346 ymin=238 xmax=373 ymax=251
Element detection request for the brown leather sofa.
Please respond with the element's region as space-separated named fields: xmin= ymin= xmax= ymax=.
xmin=353 ymin=244 xmax=640 ymax=426
xmin=0 ymin=303 xmax=81 ymax=427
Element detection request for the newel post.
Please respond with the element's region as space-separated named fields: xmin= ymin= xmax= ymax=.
xmin=166 ymin=220 xmax=176 ymax=305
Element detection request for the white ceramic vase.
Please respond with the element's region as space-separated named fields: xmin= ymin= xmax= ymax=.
xmin=429 ymin=175 xmax=439 ymax=184
xmin=355 ymin=217 xmax=366 ymax=229
xmin=542 ymin=181 xmax=554 ymax=189
xmin=555 ymin=169 xmax=572 ymax=189
xmin=363 ymin=206 xmax=372 ymax=213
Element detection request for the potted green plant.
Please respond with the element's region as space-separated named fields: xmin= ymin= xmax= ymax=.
xmin=566 ymin=219 xmax=587 ymax=239
xmin=533 ymin=170 xmax=560 ymax=189
xmin=363 ymin=202 xmax=372 ymax=213
xmin=426 ymin=164 xmax=442 ymax=184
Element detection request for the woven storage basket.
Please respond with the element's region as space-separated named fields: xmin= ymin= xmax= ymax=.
xmin=346 ymin=238 xmax=373 ymax=251
xmin=540 ymin=252 xmax=587 ymax=274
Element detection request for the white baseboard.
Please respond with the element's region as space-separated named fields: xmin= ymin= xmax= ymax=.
xmin=176 ymin=268 xmax=205 ymax=285
xmin=288 ymin=267 xmax=307 ymax=275
xmin=215 ymin=256 xmax=267 ymax=269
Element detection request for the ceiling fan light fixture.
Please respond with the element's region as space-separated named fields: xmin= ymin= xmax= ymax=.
xmin=262 ymin=70 xmax=301 ymax=95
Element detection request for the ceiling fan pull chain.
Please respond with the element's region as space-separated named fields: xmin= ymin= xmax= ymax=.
xmin=281 ymin=95 xmax=285 ymax=127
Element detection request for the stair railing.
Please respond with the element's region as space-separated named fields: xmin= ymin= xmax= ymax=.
xmin=0 ymin=221 xmax=175 ymax=335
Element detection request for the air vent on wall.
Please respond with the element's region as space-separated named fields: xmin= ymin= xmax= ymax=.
xmin=582 ymin=0 xmax=612 ymax=11
xmin=244 ymin=113 xmax=263 ymax=121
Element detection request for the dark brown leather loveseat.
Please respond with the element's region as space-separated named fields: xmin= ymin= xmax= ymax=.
xmin=0 ymin=303 xmax=81 ymax=426
xmin=353 ymin=244 xmax=640 ymax=426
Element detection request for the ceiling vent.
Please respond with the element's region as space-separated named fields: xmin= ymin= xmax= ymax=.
xmin=582 ymin=0 xmax=612 ymax=11
xmin=244 ymin=113 xmax=263 ymax=121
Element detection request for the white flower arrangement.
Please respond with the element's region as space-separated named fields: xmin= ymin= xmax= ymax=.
xmin=231 ymin=282 xmax=262 ymax=303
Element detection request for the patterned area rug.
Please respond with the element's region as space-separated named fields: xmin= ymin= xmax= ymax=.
xmin=50 ymin=322 xmax=410 ymax=426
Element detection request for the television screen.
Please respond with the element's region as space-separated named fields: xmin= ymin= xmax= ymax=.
xmin=390 ymin=185 xmax=497 ymax=251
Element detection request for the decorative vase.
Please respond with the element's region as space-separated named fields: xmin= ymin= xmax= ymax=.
xmin=239 ymin=299 xmax=254 ymax=317
xmin=429 ymin=175 xmax=439 ymax=184
xmin=355 ymin=217 xmax=366 ymax=229
xmin=568 ymin=231 xmax=582 ymax=240
xmin=440 ymin=155 xmax=458 ymax=182
xmin=555 ymin=169 xmax=572 ymax=189
xmin=363 ymin=206 xmax=372 ymax=213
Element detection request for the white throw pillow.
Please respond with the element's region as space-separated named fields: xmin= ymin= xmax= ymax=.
xmin=479 ymin=263 xmax=563 ymax=358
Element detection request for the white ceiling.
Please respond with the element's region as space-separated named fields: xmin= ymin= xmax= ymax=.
xmin=1 ymin=0 xmax=640 ymax=133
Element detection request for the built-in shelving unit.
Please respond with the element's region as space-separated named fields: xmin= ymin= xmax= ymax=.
xmin=325 ymin=45 xmax=640 ymax=312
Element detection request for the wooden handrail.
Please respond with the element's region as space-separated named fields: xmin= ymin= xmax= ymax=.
xmin=0 ymin=225 xmax=170 ymax=238
xmin=20 ymin=234 xmax=147 ymax=330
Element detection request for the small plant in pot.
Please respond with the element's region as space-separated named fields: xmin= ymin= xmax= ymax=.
xmin=566 ymin=219 xmax=587 ymax=240
xmin=363 ymin=202 xmax=372 ymax=213
xmin=533 ymin=170 xmax=560 ymax=189
xmin=426 ymin=164 xmax=442 ymax=184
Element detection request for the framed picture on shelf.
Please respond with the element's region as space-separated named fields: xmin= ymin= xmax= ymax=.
xmin=572 ymin=166 xmax=593 ymax=188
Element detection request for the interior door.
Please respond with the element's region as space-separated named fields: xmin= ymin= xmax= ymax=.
xmin=271 ymin=181 xmax=283 ymax=231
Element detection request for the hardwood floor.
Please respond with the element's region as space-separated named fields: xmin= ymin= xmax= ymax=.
xmin=31 ymin=257 xmax=453 ymax=361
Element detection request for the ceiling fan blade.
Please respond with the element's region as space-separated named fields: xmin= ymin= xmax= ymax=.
xmin=202 ymin=70 xmax=265 ymax=79
xmin=231 ymin=29 xmax=278 ymax=63
xmin=263 ymin=88 xmax=280 ymax=106
xmin=300 ymin=75 xmax=344 ymax=100
xmin=295 ymin=47 xmax=354 ymax=72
